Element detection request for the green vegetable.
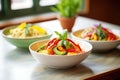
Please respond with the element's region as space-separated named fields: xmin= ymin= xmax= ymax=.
xmin=37 ymin=45 xmax=46 ymax=52
xmin=55 ymin=30 xmax=70 ymax=49
xmin=24 ymin=24 xmax=32 ymax=36
xmin=63 ymin=40 xmax=70 ymax=49
xmin=57 ymin=40 xmax=64 ymax=46
xmin=53 ymin=47 xmax=66 ymax=55
xmin=96 ymin=24 xmax=106 ymax=40
xmin=55 ymin=30 xmax=67 ymax=40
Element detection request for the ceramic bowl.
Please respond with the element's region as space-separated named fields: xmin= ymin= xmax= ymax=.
xmin=29 ymin=39 xmax=92 ymax=69
xmin=2 ymin=26 xmax=52 ymax=48
xmin=71 ymin=29 xmax=120 ymax=51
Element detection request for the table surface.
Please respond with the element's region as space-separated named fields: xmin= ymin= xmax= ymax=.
xmin=0 ymin=16 xmax=120 ymax=80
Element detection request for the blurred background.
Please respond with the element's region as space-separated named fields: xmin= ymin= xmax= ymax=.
xmin=0 ymin=0 xmax=120 ymax=29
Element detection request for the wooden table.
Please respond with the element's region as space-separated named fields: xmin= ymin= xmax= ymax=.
xmin=0 ymin=16 xmax=120 ymax=80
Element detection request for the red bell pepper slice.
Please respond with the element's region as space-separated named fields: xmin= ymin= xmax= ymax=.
xmin=46 ymin=38 xmax=57 ymax=48
xmin=47 ymin=39 xmax=60 ymax=55
xmin=107 ymin=32 xmax=116 ymax=41
xmin=102 ymin=27 xmax=116 ymax=41
xmin=67 ymin=39 xmax=82 ymax=52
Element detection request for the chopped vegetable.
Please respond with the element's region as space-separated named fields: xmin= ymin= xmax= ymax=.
xmin=24 ymin=24 xmax=32 ymax=36
xmin=17 ymin=22 xmax=26 ymax=29
xmin=10 ymin=22 xmax=47 ymax=38
xmin=53 ymin=47 xmax=66 ymax=55
xmin=37 ymin=30 xmax=82 ymax=55
xmin=80 ymin=24 xmax=119 ymax=41
xmin=32 ymin=25 xmax=46 ymax=34
xmin=96 ymin=24 xmax=106 ymax=40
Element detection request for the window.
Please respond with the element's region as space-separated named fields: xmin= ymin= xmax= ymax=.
xmin=0 ymin=0 xmax=51 ymax=20
xmin=39 ymin=0 xmax=59 ymax=6
xmin=11 ymin=0 xmax=33 ymax=10
xmin=0 ymin=0 xmax=89 ymax=20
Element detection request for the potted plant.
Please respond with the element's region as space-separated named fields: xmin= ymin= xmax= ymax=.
xmin=51 ymin=0 xmax=81 ymax=32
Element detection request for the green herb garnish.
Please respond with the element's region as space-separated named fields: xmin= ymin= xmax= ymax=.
xmin=24 ymin=24 xmax=32 ymax=36
xmin=55 ymin=30 xmax=70 ymax=49
xmin=96 ymin=24 xmax=106 ymax=40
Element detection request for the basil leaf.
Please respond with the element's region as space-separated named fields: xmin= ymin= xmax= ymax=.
xmin=62 ymin=30 xmax=68 ymax=40
xmin=55 ymin=30 xmax=68 ymax=40
xmin=55 ymin=31 xmax=62 ymax=39
xmin=97 ymin=24 xmax=106 ymax=40
xmin=57 ymin=40 xmax=64 ymax=46
xmin=25 ymin=24 xmax=32 ymax=36
xmin=64 ymin=40 xmax=70 ymax=49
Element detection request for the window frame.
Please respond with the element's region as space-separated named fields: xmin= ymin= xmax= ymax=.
xmin=0 ymin=0 xmax=53 ymax=20
xmin=0 ymin=0 xmax=89 ymax=20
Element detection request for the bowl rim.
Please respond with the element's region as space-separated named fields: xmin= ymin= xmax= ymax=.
xmin=29 ymin=39 xmax=93 ymax=57
xmin=2 ymin=26 xmax=52 ymax=40
xmin=71 ymin=29 xmax=120 ymax=43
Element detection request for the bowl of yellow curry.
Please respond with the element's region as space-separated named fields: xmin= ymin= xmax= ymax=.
xmin=2 ymin=22 xmax=52 ymax=48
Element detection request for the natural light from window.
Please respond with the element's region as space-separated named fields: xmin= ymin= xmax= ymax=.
xmin=11 ymin=0 xmax=33 ymax=10
xmin=39 ymin=0 xmax=59 ymax=6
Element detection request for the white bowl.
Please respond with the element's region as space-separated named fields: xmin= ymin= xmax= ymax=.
xmin=29 ymin=39 xmax=92 ymax=69
xmin=71 ymin=29 xmax=120 ymax=51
